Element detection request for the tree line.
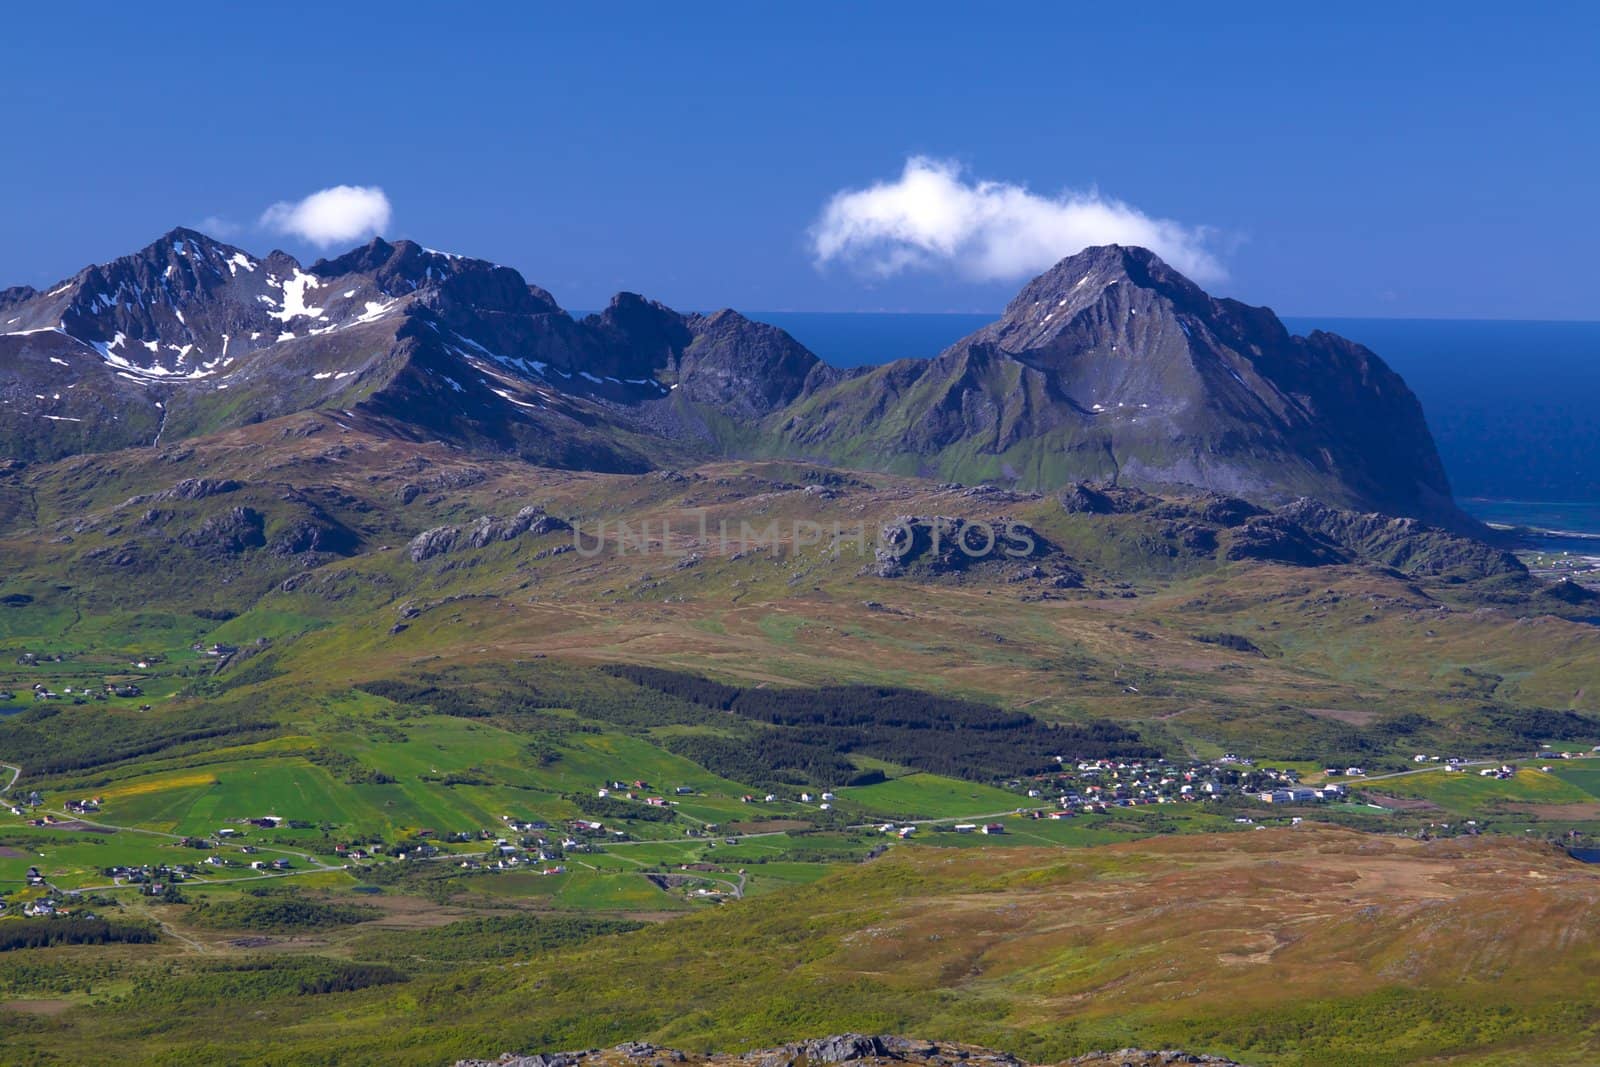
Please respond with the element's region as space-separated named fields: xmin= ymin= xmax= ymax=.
xmin=605 ymin=665 xmax=1159 ymax=784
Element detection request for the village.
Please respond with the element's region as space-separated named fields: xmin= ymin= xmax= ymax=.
xmin=1012 ymin=754 xmax=1353 ymax=811
xmin=6 ymin=734 xmax=1600 ymax=923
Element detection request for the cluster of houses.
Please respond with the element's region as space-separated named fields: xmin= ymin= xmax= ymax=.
xmin=198 ymin=854 xmax=294 ymax=871
xmin=1535 ymin=746 xmax=1600 ymax=771
xmin=596 ymin=780 xmax=862 ymax=816
xmin=734 ymin=789 xmax=838 ymax=808
xmin=5 ymin=790 xmax=43 ymax=818
xmin=798 ymin=791 xmax=837 ymax=810
xmin=1005 ymin=756 xmax=1361 ymax=812
xmin=1253 ymin=784 xmax=1348 ymax=804
xmin=424 ymin=813 xmax=631 ymax=872
xmin=0 ymin=895 xmax=93 ymax=919
xmin=101 ymin=863 xmax=192 ymax=894
xmin=195 ymin=819 xmax=282 ymax=842
xmin=874 ymin=821 xmax=1005 ymax=837
xmin=456 ymin=850 xmax=567 ymax=875
xmin=593 ymin=780 xmax=851 ymax=815
xmin=1411 ymin=754 xmax=1512 ymax=773
xmin=26 ymin=681 xmax=143 ymax=702
xmin=598 ymin=781 xmax=700 ymax=807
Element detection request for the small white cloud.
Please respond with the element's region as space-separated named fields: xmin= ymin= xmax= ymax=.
xmin=811 ymin=157 xmax=1224 ymax=284
xmin=197 ymin=215 xmax=243 ymax=238
xmin=259 ymin=185 xmax=392 ymax=248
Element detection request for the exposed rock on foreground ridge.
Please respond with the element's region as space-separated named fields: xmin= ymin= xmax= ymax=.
xmin=453 ymin=1035 xmax=1246 ymax=1067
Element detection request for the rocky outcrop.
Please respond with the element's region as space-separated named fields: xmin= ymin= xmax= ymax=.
xmin=405 ymin=526 xmax=457 ymax=562
xmin=1056 ymin=482 xmax=1522 ymax=580
xmin=408 ymin=507 xmax=572 ymax=562
xmin=451 ymin=1036 xmax=1246 ymax=1067
xmin=871 ymin=516 xmax=1081 ymax=587
xmin=160 ymin=477 xmax=243 ymax=501
xmin=466 ymin=506 xmax=570 ymax=548
xmin=269 ymin=516 xmax=358 ymax=557
xmin=177 ymin=506 xmax=266 ymax=553
xmin=1221 ymin=515 xmax=1343 ymax=567
xmin=1275 ymin=498 xmax=1523 ymax=579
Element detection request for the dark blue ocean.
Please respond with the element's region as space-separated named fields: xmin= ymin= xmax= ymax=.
xmin=749 ymin=312 xmax=1600 ymax=543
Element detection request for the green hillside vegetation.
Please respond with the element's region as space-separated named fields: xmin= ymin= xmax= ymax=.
xmin=3 ymin=829 xmax=1599 ymax=1065
xmin=2 ymin=429 xmax=1599 ymax=1065
xmin=186 ymin=889 xmax=380 ymax=931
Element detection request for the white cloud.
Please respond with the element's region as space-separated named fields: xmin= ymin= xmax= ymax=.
xmin=259 ymin=185 xmax=393 ymax=247
xmin=197 ymin=215 xmax=243 ymax=239
xmin=810 ymin=157 xmax=1225 ymax=284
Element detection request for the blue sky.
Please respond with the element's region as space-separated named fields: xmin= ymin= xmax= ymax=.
xmin=4 ymin=1 xmax=1595 ymax=318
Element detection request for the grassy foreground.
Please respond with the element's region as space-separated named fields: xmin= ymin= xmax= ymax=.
xmin=3 ymin=827 xmax=1598 ymax=1066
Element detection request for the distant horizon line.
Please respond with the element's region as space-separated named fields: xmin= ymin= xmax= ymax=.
xmin=575 ymin=308 xmax=1600 ymax=326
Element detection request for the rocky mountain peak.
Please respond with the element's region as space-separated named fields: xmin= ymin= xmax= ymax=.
xmin=0 ymin=230 xmax=1473 ymax=532
xmin=975 ymin=244 xmax=1212 ymax=359
xmin=772 ymin=245 xmax=1466 ymax=527
xmin=591 ymin=291 xmax=687 ymax=335
xmin=580 ymin=293 xmax=694 ymax=378
xmin=0 ymin=228 xmax=277 ymax=380
xmin=675 ymin=308 xmax=833 ymax=417
xmin=2 ymin=228 xmax=258 ymax=334
xmin=1019 ymin=244 xmax=1204 ymax=303
xmin=310 ymin=237 xmax=526 ymax=305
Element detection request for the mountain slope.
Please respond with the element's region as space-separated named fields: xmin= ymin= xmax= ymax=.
xmin=0 ymin=231 xmax=827 ymax=473
xmin=769 ymin=246 xmax=1461 ymax=526
xmin=3 ymin=232 xmax=1464 ymax=526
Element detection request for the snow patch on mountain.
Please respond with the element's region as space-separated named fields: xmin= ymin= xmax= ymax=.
xmin=268 ymin=270 xmax=325 ymax=322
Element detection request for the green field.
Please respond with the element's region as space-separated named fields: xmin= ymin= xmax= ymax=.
xmin=464 ymin=867 xmax=689 ymax=910
xmin=838 ymin=773 xmax=1027 ymax=819
xmin=1548 ymin=762 xmax=1600 ymax=798
xmin=1356 ymin=767 xmax=1595 ymax=816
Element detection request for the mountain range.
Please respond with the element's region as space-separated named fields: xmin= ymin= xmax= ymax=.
xmin=4 ymin=232 xmax=1600 ymax=1067
xmin=0 ymin=230 xmax=1462 ymax=527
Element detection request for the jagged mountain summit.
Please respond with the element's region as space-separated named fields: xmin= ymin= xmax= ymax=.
xmin=0 ymin=229 xmax=831 ymax=472
xmin=1 ymin=232 xmax=1462 ymax=526
xmin=770 ymin=245 xmax=1459 ymax=526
